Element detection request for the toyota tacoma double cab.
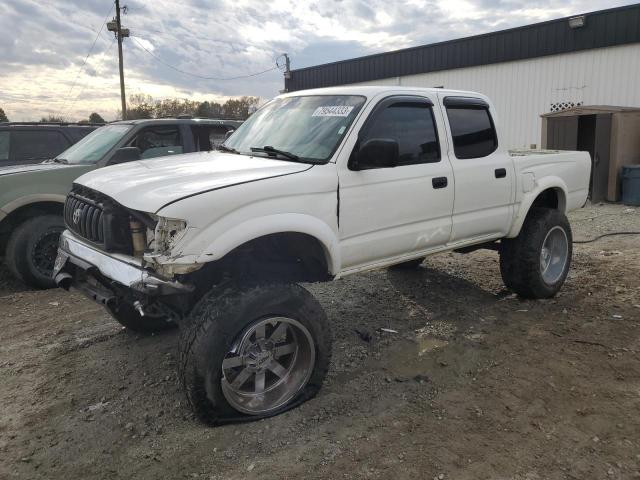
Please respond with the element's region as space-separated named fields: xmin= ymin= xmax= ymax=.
xmin=0 ymin=118 xmax=241 ymax=288
xmin=54 ymin=86 xmax=591 ymax=424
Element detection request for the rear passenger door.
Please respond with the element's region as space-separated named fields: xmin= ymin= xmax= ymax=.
xmin=338 ymin=94 xmax=454 ymax=269
xmin=439 ymin=96 xmax=514 ymax=243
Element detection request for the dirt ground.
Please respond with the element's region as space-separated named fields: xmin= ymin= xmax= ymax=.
xmin=1 ymin=203 xmax=639 ymax=480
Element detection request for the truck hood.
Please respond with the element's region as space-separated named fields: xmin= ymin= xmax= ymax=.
xmin=74 ymin=151 xmax=313 ymax=213
xmin=0 ymin=163 xmax=70 ymax=176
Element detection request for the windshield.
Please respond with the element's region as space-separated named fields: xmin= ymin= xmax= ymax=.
xmin=224 ymin=95 xmax=366 ymax=163
xmin=57 ymin=124 xmax=132 ymax=164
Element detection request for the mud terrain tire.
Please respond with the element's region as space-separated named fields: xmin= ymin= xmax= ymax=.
xmin=500 ymin=208 xmax=572 ymax=299
xmin=5 ymin=215 xmax=65 ymax=289
xmin=179 ymin=282 xmax=331 ymax=425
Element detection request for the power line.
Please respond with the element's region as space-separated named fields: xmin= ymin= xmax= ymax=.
xmin=130 ymin=27 xmax=269 ymax=52
xmin=59 ymin=3 xmax=115 ymax=115
xmin=63 ymin=36 xmax=117 ymax=117
xmin=130 ymin=36 xmax=279 ymax=81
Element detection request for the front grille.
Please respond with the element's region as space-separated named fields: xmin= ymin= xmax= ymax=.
xmin=64 ymin=186 xmax=133 ymax=254
xmin=65 ymin=193 xmax=105 ymax=243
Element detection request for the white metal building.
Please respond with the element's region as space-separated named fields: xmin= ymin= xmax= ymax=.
xmin=285 ymin=4 xmax=640 ymax=149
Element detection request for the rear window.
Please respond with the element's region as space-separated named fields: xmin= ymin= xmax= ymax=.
xmin=446 ymin=106 xmax=498 ymax=159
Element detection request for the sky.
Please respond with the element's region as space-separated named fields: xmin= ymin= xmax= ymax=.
xmin=1 ymin=0 xmax=637 ymax=121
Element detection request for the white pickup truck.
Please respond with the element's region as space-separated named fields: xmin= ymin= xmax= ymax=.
xmin=54 ymin=86 xmax=591 ymax=424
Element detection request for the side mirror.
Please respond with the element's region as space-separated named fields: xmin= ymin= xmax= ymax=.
xmin=108 ymin=147 xmax=141 ymax=165
xmin=223 ymin=129 xmax=235 ymax=141
xmin=351 ymin=138 xmax=399 ymax=170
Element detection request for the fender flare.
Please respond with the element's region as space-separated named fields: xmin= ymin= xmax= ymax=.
xmin=195 ymin=213 xmax=341 ymax=274
xmin=507 ymin=177 xmax=568 ymax=238
xmin=0 ymin=194 xmax=66 ymax=223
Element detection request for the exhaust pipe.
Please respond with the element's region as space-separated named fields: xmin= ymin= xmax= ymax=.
xmin=55 ymin=272 xmax=73 ymax=290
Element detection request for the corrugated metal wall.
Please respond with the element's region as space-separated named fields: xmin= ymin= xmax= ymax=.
xmin=351 ymin=44 xmax=640 ymax=148
xmin=286 ymin=4 xmax=640 ymax=92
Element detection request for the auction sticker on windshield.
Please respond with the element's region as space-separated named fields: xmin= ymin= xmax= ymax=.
xmin=312 ymin=106 xmax=354 ymax=117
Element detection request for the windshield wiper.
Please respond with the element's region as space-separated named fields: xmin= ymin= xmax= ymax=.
xmin=251 ymin=145 xmax=299 ymax=161
xmin=250 ymin=145 xmax=324 ymax=164
xmin=217 ymin=144 xmax=239 ymax=154
xmin=42 ymin=158 xmax=68 ymax=164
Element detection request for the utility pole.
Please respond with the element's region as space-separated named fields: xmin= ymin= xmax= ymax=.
xmin=283 ymin=53 xmax=291 ymax=79
xmin=279 ymin=53 xmax=291 ymax=93
xmin=108 ymin=0 xmax=129 ymax=119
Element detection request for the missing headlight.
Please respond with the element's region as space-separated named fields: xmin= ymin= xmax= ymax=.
xmin=148 ymin=217 xmax=188 ymax=256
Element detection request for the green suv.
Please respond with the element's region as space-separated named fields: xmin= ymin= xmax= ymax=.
xmin=0 ymin=118 xmax=241 ymax=288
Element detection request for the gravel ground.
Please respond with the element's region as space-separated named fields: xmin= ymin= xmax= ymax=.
xmin=0 ymin=203 xmax=639 ymax=480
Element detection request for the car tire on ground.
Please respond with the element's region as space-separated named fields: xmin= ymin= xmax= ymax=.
xmin=179 ymin=282 xmax=332 ymax=425
xmin=499 ymin=208 xmax=572 ymax=299
xmin=106 ymin=301 xmax=176 ymax=333
xmin=5 ymin=215 xmax=65 ymax=289
xmin=388 ymin=258 xmax=424 ymax=270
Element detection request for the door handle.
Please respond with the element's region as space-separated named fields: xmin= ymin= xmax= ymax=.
xmin=495 ymin=168 xmax=507 ymax=178
xmin=432 ymin=177 xmax=448 ymax=189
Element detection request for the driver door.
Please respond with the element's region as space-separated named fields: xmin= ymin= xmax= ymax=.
xmin=337 ymin=95 xmax=454 ymax=270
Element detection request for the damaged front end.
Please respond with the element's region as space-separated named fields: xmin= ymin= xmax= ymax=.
xmin=142 ymin=216 xmax=203 ymax=277
xmin=54 ymin=186 xmax=199 ymax=320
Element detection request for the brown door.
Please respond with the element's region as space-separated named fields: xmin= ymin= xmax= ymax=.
xmin=547 ymin=117 xmax=578 ymax=151
xmin=591 ymin=114 xmax=612 ymax=203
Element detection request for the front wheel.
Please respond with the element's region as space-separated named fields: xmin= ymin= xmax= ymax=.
xmin=179 ymin=283 xmax=331 ymax=425
xmin=499 ymin=208 xmax=572 ymax=299
xmin=5 ymin=215 xmax=65 ymax=289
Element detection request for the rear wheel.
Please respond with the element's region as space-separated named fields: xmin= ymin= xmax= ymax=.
xmin=5 ymin=215 xmax=65 ymax=289
xmin=499 ymin=208 xmax=572 ymax=299
xmin=179 ymin=282 xmax=331 ymax=425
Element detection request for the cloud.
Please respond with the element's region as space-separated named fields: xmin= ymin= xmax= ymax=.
xmin=0 ymin=0 xmax=636 ymax=121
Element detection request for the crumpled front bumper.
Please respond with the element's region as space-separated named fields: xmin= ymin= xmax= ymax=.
xmin=53 ymin=230 xmax=192 ymax=299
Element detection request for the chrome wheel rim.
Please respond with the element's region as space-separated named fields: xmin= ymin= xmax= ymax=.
xmin=221 ymin=317 xmax=315 ymax=415
xmin=540 ymin=226 xmax=569 ymax=285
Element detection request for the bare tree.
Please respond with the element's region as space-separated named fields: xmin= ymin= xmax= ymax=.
xmin=89 ymin=112 xmax=106 ymax=123
xmin=40 ymin=114 xmax=67 ymax=123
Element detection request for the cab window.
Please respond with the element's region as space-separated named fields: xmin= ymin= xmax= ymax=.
xmin=445 ymin=104 xmax=498 ymax=159
xmin=191 ymin=125 xmax=232 ymax=151
xmin=359 ymin=100 xmax=440 ymax=167
xmin=130 ymin=126 xmax=183 ymax=159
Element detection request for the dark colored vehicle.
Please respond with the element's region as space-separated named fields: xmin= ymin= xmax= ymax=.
xmin=0 ymin=122 xmax=101 ymax=167
xmin=0 ymin=118 xmax=242 ymax=288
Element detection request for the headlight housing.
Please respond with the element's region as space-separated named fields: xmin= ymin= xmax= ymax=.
xmin=145 ymin=216 xmax=188 ymax=257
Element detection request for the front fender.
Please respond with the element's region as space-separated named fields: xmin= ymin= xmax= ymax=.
xmin=195 ymin=213 xmax=341 ymax=275
xmin=0 ymin=194 xmax=67 ymax=223
xmin=507 ymin=177 xmax=568 ymax=238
